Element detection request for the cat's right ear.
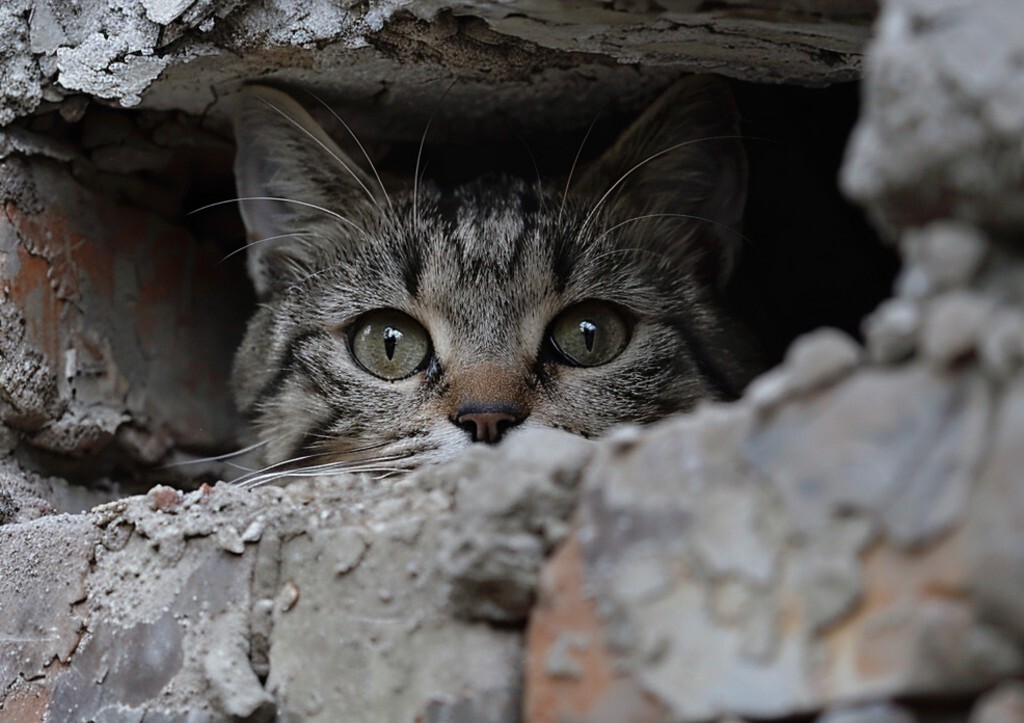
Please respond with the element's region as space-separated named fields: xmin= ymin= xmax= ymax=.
xmin=572 ymin=75 xmax=748 ymax=289
xmin=232 ymin=85 xmax=379 ymax=298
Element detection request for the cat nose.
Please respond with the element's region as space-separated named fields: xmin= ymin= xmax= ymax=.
xmin=454 ymin=404 xmax=526 ymax=444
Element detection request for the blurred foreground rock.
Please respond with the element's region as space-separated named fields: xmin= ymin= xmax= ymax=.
xmin=524 ymin=1 xmax=1024 ymax=720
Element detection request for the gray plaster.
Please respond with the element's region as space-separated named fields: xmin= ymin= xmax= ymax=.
xmin=0 ymin=0 xmax=875 ymax=132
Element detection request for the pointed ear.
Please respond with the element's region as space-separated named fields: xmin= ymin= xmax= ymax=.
xmin=232 ymin=85 xmax=378 ymax=298
xmin=574 ymin=75 xmax=748 ymax=287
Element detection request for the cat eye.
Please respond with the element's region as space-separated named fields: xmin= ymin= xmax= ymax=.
xmin=348 ymin=309 xmax=432 ymax=381
xmin=548 ymin=300 xmax=630 ymax=367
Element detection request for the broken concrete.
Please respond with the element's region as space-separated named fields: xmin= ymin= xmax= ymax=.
xmin=0 ymin=1 xmax=876 ymax=133
xmin=527 ymin=368 xmax=1022 ymax=721
xmin=1 ymin=431 xmax=592 ymax=720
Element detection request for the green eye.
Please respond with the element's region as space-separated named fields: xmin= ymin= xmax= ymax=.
xmin=349 ymin=309 xmax=431 ymax=381
xmin=548 ymin=300 xmax=630 ymax=367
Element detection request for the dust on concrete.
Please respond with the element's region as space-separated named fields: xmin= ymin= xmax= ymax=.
xmin=0 ymin=427 xmax=595 ymax=720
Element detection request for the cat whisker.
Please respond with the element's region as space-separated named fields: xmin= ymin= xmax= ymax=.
xmin=258 ymin=456 xmax=409 ymax=478
xmin=190 ymin=196 xmax=371 ymax=240
xmin=593 ymin=212 xmax=751 ymax=247
xmin=304 ymin=91 xmax=395 ymax=213
xmin=514 ymin=133 xmax=546 ymax=213
xmin=237 ymin=468 xmax=400 ymax=489
xmin=584 ymin=244 xmax=673 ymax=267
xmin=238 ymin=438 xmax=412 ymax=480
xmin=162 ymin=439 xmax=270 ymax=469
xmin=287 ymin=263 xmax=340 ymax=291
xmin=230 ymin=451 xmax=328 ymax=487
xmin=560 ymin=112 xmax=601 ymax=222
xmin=234 ymin=451 xmax=417 ymax=489
xmin=255 ymin=95 xmax=383 ymax=213
xmin=413 ymin=79 xmax=458 ymax=229
xmin=575 ymin=135 xmax=748 ymax=243
xmin=218 ymin=232 xmax=323 ymax=265
xmin=297 ymin=439 xmax=400 ymax=461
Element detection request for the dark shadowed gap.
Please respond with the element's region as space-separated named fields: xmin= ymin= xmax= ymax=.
xmin=8 ymin=80 xmax=898 ymax=492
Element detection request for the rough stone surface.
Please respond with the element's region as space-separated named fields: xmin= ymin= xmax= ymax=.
xmin=863 ymin=298 xmax=921 ymax=364
xmin=920 ymin=291 xmax=993 ymax=367
xmin=526 ymin=385 xmax=1022 ymax=721
xmin=842 ymin=0 xmax=1024 ymax=233
xmin=0 ymin=431 xmax=595 ymax=720
xmin=0 ymin=514 xmax=98 ymax=698
xmin=966 ymin=378 xmax=1024 ymax=645
xmin=902 ymin=222 xmax=989 ymax=294
xmin=0 ymin=1 xmax=877 ymax=133
xmin=818 ymin=703 xmax=918 ymax=723
xmin=0 ymin=128 xmax=251 ymax=481
xmin=970 ymin=682 xmax=1024 ymax=723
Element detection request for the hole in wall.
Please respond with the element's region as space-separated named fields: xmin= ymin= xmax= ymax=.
xmin=286 ymin=79 xmax=898 ymax=367
xmin=731 ymin=82 xmax=900 ymax=363
xmin=4 ymin=79 xmax=898 ymax=494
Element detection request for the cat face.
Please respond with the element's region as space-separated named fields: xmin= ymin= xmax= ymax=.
xmin=231 ymin=76 xmax=762 ymax=475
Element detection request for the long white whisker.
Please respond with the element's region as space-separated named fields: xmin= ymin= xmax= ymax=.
xmin=238 ymin=467 xmax=403 ymax=489
xmin=305 ymin=92 xmax=394 ymax=212
xmin=287 ymin=263 xmax=340 ymax=292
xmin=235 ymin=452 xmax=416 ymax=489
xmin=230 ymin=452 xmax=325 ymax=486
xmin=560 ymin=113 xmax=601 ymax=222
xmin=190 ymin=196 xmax=370 ymax=239
xmin=264 ymin=454 xmax=410 ymax=478
xmin=593 ymin=212 xmax=750 ymax=246
xmin=256 ymin=96 xmax=382 ymax=213
xmin=414 ymin=80 xmax=457 ymax=228
xmin=585 ymin=245 xmax=673 ymax=266
xmin=219 ymin=232 xmax=321 ymax=264
xmin=576 ymin=135 xmax=747 ymax=243
xmin=231 ymin=438 xmax=411 ymax=487
xmin=163 ymin=440 xmax=269 ymax=468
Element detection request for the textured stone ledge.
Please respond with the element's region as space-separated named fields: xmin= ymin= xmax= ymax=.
xmin=0 ymin=1 xmax=875 ymax=132
xmin=1 ymin=431 xmax=590 ymax=720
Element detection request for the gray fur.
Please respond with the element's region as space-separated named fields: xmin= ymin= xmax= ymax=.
xmin=231 ymin=77 xmax=764 ymax=477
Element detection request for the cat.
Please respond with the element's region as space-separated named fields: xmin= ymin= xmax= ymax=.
xmin=229 ymin=75 xmax=764 ymax=482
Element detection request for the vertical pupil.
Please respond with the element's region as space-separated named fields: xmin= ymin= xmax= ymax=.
xmin=383 ymin=326 xmax=402 ymax=360
xmin=579 ymin=319 xmax=597 ymax=353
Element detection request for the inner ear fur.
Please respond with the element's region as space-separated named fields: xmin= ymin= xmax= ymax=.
xmin=573 ymin=75 xmax=748 ymax=288
xmin=232 ymin=85 xmax=378 ymax=299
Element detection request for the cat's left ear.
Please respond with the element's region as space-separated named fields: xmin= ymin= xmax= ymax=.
xmin=573 ymin=75 xmax=748 ymax=288
xmin=233 ymin=85 xmax=380 ymax=299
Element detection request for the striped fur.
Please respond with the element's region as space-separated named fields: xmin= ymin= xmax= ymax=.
xmin=231 ymin=76 xmax=764 ymax=478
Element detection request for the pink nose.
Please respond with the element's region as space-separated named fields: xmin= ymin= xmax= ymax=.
xmin=454 ymin=406 xmax=525 ymax=443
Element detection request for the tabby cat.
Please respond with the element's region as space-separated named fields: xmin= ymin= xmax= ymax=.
xmin=230 ymin=75 xmax=764 ymax=481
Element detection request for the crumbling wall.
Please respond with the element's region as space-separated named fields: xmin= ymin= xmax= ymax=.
xmin=2 ymin=0 xmax=1024 ymax=722
xmin=1 ymin=120 xmax=250 ymax=503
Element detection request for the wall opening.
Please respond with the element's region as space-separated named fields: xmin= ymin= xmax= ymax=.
xmin=2 ymin=79 xmax=897 ymax=498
